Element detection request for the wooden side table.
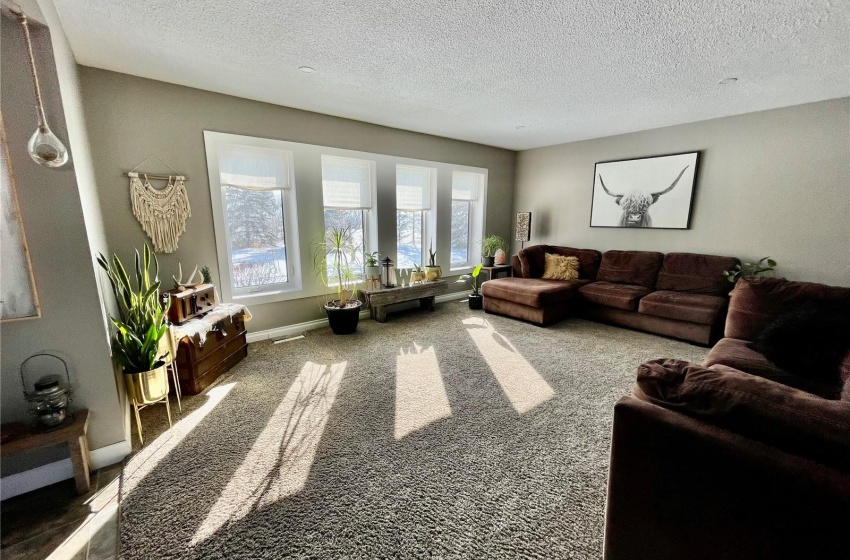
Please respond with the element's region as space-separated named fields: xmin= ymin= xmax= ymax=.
xmin=480 ymin=264 xmax=513 ymax=281
xmin=0 ymin=410 xmax=92 ymax=494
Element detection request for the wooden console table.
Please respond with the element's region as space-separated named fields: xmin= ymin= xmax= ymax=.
xmin=362 ymin=280 xmax=448 ymax=322
xmin=0 ymin=410 xmax=92 ymax=494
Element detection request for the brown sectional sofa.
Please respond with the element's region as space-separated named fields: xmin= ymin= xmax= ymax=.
xmin=482 ymin=245 xmax=739 ymax=344
xmin=603 ymin=277 xmax=850 ymax=560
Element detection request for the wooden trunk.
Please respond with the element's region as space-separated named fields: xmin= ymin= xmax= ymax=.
xmin=175 ymin=314 xmax=248 ymax=395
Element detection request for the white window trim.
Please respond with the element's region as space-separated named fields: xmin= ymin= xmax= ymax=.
xmin=450 ymin=170 xmax=488 ymax=272
xmin=204 ymin=131 xmax=303 ymax=305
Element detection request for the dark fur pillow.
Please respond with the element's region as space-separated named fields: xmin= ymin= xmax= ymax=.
xmin=750 ymin=301 xmax=850 ymax=385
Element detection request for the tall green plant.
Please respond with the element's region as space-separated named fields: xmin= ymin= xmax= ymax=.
xmin=97 ymin=244 xmax=170 ymax=374
xmin=455 ymin=264 xmax=484 ymax=295
xmin=312 ymin=226 xmax=360 ymax=307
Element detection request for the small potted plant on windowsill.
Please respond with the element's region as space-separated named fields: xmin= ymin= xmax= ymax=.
xmin=313 ymin=226 xmax=363 ymax=335
xmin=481 ymin=235 xmax=506 ymax=267
xmin=411 ymin=264 xmax=426 ymax=284
xmin=97 ymin=244 xmax=171 ymax=407
xmin=365 ymin=251 xmax=381 ymax=281
xmin=425 ymin=240 xmax=442 ymax=281
xmin=455 ymin=264 xmax=484 ymax=309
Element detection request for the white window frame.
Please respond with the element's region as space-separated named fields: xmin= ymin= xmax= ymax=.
xmin=450 ymin=170 xmax=487 ymax=272
xmin=204 ymin=131 xmax=303 ymax=305
xmin=320 ymin=154 xmax=377 ymax=283
xmin=396 ymin=164 xmax=437 ymax=268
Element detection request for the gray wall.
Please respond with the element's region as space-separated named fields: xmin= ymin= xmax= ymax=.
xmin=1 ymin=14 xmax=124 ymax=475
xmin=78 ymin=67 xmax=516 ymax=332
xmin=513 ymin=98 xmax=850 ymax=286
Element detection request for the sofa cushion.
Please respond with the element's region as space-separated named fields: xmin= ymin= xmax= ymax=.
xmin=638 ymin=290 xmax=727 ymax=326
xmin=633 ymin=358 xmax=850 ymax=472
xmin=542 ymin=253 xmax=579 ymax=280
xmin=750 ymin=301 xmax=850 ymax=387
xmin=655 ymin=252 xmax=740 ymax=296
xmin=517 ymin=245 xmax=602 ymax=280
xmin=481 ymin=277 xmax=589 ymax=308
xmin=704 ymin=338 xmax=839 ymax=399
xmin=597 ymin=250 xmax=664 ymax=289
xmin=578 ymin=281 xmax=652 ymax=311
xmin=725 ymin=277 xmax=850 ymax=341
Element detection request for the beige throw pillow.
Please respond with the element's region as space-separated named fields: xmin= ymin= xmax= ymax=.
xmin=542 ymin=253 xmax=580 ymax=280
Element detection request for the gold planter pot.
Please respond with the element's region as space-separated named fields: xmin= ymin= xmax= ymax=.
xmin=425 ymin=265 xmax=442 ymax=281
xmin=124 ymin=364 xmax=169 ymax=405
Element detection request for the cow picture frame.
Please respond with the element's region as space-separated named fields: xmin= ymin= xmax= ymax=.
xmin=589 ymin=151 xmax=700 ymax=229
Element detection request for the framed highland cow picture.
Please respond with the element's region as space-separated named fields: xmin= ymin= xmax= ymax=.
xmin=590 ymin=151 xmax=699 ymax=229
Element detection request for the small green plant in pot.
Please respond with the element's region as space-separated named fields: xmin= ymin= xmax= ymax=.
xmin=313 ymin=226 xmax=363 ymax=335
xmin=481 ymin=235 xmax=505 ymax=267
xmin=724 ymin=257 xmax=777 ymax=284
xmin=97 ymin=244 xmax=171 ymax=407
xmin=365 ymin=251 xmax=381 ymax=281
xmin=425 ymin=240 xmax=442 ymax=281
xmin=455 ymin=264 xmax=484 ymax=309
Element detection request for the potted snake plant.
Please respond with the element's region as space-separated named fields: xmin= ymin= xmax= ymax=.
xmin=455 ymin=264 xmax=484 ymax=309
xmin=97 ymin=244 xmax=171 ymax=406
xmin=313 ymin=226 xmax=363 ymax=334
xmin=425 ymin=240 xmax=442 ymax=281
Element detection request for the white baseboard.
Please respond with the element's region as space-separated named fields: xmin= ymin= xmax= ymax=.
xmin=247 ymin=291 xmax=470 ymax=343
xmin=0 ymin=439 xmax=132 ymax=501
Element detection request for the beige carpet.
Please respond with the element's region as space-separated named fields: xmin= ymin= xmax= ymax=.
xmin=120 ymin=299 xmax=708 ymax=559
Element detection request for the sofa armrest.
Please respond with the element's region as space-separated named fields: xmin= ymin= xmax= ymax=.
xmin=510 ymin=254 xmax=523 ymax=278
xmin=604 ymin=396 xmax=850 ymax=560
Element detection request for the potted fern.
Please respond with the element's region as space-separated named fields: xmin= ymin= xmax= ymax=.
xmin=455 ymin=264 xmax=484 ymax=309
xmin=97 ymin=244 xmax=171 ymax=405
xmin=481 ymin=235 xmax=505 ymax=267
xmin=313 ymin=226 xmax=363 ymax=334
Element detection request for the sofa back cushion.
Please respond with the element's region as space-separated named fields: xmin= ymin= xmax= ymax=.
xmin=725 ymin=277 xmax=850 ymax=341
xmin=517 ymin=245 xmax=601 ymax=280
xmin=634 ymin=359 xmax=850 ymax=471
xmin=597 ymin=250 xmax=664 ymax=288
xmin=655 ymin=253 xmax=740 ymax=295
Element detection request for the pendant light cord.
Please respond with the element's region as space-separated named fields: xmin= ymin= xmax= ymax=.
xmin=16 ymin=12 xmax=49 ymax=129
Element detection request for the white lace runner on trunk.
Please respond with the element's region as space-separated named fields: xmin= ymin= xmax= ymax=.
xmin=171 ymin=303 xmax=252 ymax=346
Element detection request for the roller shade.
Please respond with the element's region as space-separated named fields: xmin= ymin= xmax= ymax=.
xmin=396 ymin=165 xmax=434 ymax=211
xmin=452 ymin=171 xmax=482 ymax=201
xmin=219 ymin=144 xmax=290 ymax=190
xmin=322 ymin=155 xmax=373 ymax=209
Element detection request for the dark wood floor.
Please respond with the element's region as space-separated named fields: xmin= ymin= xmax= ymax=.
xmin=1 ymin=462 xmax=121 ymax=560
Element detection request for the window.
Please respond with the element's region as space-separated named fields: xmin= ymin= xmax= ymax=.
xmin=321 ymin=155 xmax=375 ymax=282
xmin=451 ymin=171 xmax=485 ymax=270
xmin=396 ymin=165 xmax=435 ymax=268
xmin=205 ymin=133 xmax=301 ymax=303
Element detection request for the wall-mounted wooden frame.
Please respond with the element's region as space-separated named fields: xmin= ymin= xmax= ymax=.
xmin=1 ymin=112 xmax=41 ymax=321
xmin=590 ymin=151 xmax=700 ymax=230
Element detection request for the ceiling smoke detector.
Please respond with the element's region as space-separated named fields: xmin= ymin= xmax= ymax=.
xmin=717 ymin=77 xmax=738 ymax=85
xmin=299 ymin=66 xmax=316 ymax=73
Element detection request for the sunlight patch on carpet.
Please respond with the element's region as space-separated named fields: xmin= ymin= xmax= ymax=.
xmin=123 ymin=382 xmax=237 ymax=496
xmin=395 ymin=343 xmax=452 ymax=439
xmin=190 ymin=361 xmax=346 ymax=545
xmin=463 ymin=317 xmax=555 ymax=413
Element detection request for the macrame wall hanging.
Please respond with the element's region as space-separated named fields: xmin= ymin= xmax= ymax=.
xmin=125 ymin=156 xmax=191 ymax=253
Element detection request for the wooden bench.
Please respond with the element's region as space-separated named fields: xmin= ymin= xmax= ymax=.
xmin=362 ymin=280 xmax=449 ymax=322
xmin=0 ymin=410 xmax=92 ymax=494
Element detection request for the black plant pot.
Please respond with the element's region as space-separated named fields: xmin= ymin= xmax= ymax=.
xmin=468 ymin=294 xmax=483 ymax=309
xmin=482 ymin=256 xmax=495 ymax=267
xmin=325 ymin=301 xmax=362 ymax=335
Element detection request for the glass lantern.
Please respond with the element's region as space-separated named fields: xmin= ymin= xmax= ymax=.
xmin=382 ymin=256 xmax=395 ymax=289
xmin=21 ymin=353 xmax=73 ymax=430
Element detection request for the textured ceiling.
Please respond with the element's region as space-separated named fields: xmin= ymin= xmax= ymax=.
xmin=52 ymin=0 xmax=849 ymax=150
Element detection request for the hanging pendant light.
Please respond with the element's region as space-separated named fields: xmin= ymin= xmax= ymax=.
xmin=17 ymin=12 xmax=69 ymax=168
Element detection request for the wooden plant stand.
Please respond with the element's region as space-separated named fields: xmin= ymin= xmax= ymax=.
xmin=362 ymin=280 xmax=448 ymax=323
xmin=0 ymin=410 xmax=92 ymax=494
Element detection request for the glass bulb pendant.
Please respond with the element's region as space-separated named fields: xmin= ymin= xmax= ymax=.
xmin=28 ymin=124 xmax=68 ymax=167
